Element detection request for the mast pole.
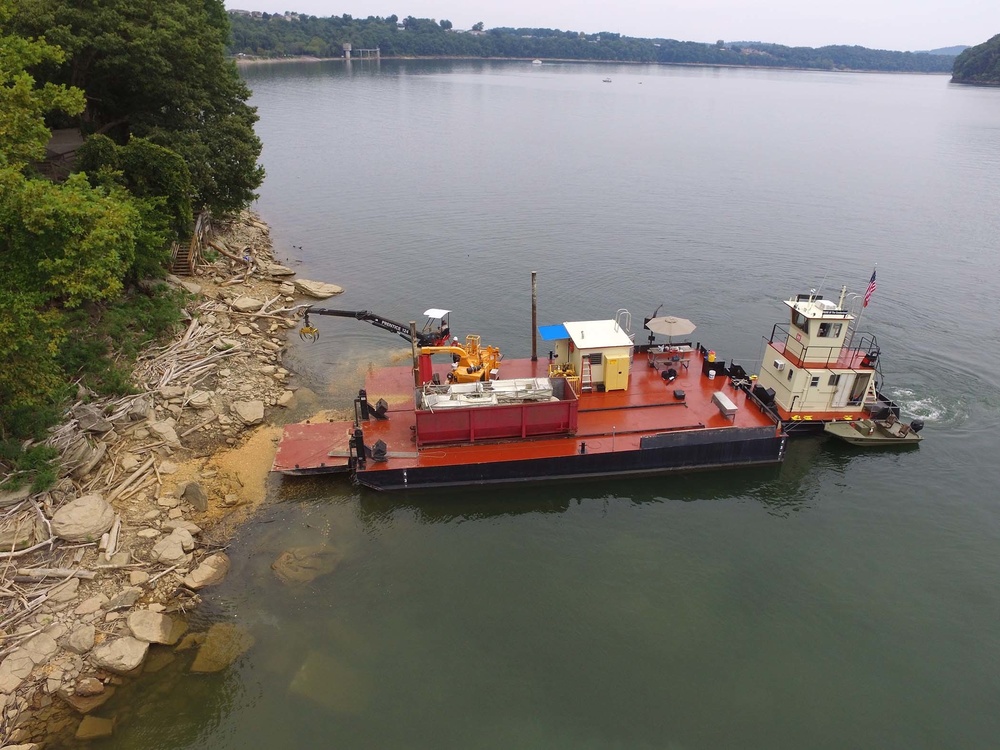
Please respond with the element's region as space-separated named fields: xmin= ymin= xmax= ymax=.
xmin=847 ymin=265 xmax=876 ymax=353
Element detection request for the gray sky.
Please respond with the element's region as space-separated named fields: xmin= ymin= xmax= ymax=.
xmin=223 ymin=0 xmax=996 ymax=50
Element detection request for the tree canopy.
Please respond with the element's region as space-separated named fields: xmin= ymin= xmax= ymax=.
xmin=1 ymin=0 xmax=263 ymax=471
xmin=226 ymin=13 xmax=956 ymax=74
xmin=14 ymin=0 xmax=264 ymax=214
xmin=952 ymin=34 xmax=1000 ymax=84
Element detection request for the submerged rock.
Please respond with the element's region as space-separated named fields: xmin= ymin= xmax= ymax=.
xmin=271 ymin=545 xmax=342 ymax=584
xmin=75 ymin=714 xmax=115 ymax=740
xmin=190 ymin=623 xmax=254 ymax=673
xmin=289 ymin=651 xmax=372 ymax=714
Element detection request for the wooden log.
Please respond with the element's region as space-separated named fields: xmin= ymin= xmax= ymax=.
xmin=106 ymin=456 xmax=155 ymax=502
xmin=207 ymin=240 xmax=250 ymax=265
xmin=14 ymin=568 xmax=96 ymax=581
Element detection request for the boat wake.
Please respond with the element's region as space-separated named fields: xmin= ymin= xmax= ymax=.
xmin=889 ymin=387 xmax=948 ymax=422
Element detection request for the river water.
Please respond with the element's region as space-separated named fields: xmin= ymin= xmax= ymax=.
xmin=102 ymin=60 xmax=1000 ymax=749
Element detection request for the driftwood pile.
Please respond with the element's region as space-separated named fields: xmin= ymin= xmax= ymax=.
xmin=0 ymin=210 xmax=323 ymax=743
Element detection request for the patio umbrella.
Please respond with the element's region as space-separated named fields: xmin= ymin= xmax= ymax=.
xmin=645 ymin=315 xmax=696 ymax=343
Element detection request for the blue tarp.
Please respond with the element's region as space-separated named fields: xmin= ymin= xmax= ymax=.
xmin=538 ymin=324 xmax=569 ymax=341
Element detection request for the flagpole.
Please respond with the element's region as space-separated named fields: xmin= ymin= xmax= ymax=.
xmin=848 ymin=264 xmax=877 ymax=354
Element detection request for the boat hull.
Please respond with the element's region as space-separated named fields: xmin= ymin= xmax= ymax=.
xmin=823 ymin=419 xmax=922 ymax=447
xmin=355 ymin=425 xmax=785 ymax=491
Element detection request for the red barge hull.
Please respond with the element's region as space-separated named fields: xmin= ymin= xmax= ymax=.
xmin=274 ymin=351 xmax=787 ymax=491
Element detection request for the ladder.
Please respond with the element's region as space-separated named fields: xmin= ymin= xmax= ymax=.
xmin=581 ymin=356 xmax=593 ymax=392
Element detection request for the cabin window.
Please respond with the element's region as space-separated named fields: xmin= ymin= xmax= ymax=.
xmin=828 ymin=374 xmax=841 ymax=386
xmin=792 ymin=311 xmax=808 ymax=331
xmin=787 ymin=368 xmax=794 ymax=382
xmin=817 ymin=322 xmax=842 ymax=338
xmin=810 ymin=376 xmax=820 ymax=387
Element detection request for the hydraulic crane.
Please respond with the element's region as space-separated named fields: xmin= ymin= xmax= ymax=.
xmin=298 ymin=307 xmax=453 ymax=347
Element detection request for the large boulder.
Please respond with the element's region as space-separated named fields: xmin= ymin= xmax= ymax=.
xmin=0 ymin=486 xmax=30 ymax=508
xmin=127 ymin=610 xmax=186 ymax=645
xmin=150 ymin=528 xmax=195 ymax=565
xmin=51 ymin=494 xmax=114 ymax=543
xmin=90 ymin=636 xmax=148 ymax=675
xmin=293 ymin=279 xmax=344 ymax=299
xmin=65 ymin=624 xmax=96 ymax=654
xmin=180 ymin=481 xmax=209 ymax=512
xmin=149 ymin=419 xmax=181 ymax=448
xmin=232 ymin=400 xmax=264 ymax=426
xmin=231 ymin=296 xmax=263 ymax=312
xmin=0 ymin=510 xmax=45 ymax=551
xmin=183 ymin=553 xmax=230 ymax=589
xmin=190 ymin=623 xmax=254 ymax=673
xmin=73 ymin=404 xmax=113 ymax=433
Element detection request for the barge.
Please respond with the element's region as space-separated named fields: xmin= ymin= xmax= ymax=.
xmin=273 ymin=279 xmax=913 ymax=490
xmin=274 ymin=310 xmax=787 ymax=490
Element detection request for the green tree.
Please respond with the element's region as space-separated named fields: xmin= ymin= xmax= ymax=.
xmin=14 ymin=0 xmax=264 ymax=214
xmin=472 ymin=21 xmax=484 ymax=32
xmin=952 ymin=33 xmax=1000 ymax=83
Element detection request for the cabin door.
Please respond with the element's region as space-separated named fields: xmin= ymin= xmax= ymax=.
xmin=848 ymin=374 xmax=871 ymax=405
xmin=831 ymin=373 xmax=853 ymax=408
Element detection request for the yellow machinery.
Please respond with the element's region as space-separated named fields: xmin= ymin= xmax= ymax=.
xmin=420 ymin=335 xmax=502 ymax=383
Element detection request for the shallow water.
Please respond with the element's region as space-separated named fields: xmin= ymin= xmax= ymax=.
xmin=98 ymin=60 xmax=1000 ymax=749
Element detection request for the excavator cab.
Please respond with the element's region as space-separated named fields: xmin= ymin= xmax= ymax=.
xmin=421 ymin=309 xmax=451 ymax=347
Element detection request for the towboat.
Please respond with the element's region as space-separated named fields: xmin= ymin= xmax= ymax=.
xmin=274 ymin=308 xmax=787 ymax=490
xmin=746 ymin=285 xmax=904 ymax=432
xmin=823 ymin=415 xmax=923 ymax=446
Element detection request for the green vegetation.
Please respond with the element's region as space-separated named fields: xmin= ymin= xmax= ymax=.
xmin=0 ymin=0 xmax=264 ymax=486
xmin=952 ymin=34 xmax=1000 ymax=84
xmin=228 ymin=13 xmax=955 ymax=73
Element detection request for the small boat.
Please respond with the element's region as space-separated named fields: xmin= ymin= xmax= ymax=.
xmin=823 ymin=416 xmax=924 ymax=446
xmin=602 ymin=77 xmax=612 ymax=83
xmin=531 ymin=59 xmax=542 ymax=65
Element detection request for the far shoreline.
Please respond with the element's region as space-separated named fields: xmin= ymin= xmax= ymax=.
xmin=232 ymin=53 xmax=951 ymax=77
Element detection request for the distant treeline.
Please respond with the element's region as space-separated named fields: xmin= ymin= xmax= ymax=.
xmin=228 ymin=13 xmax=955 ymax=73
xmin=952 ymin=33 xmax=1000 ymax=83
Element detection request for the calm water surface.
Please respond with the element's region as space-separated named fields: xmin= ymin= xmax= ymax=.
xmin=102 ymin=61 xmax=1000 ymax=749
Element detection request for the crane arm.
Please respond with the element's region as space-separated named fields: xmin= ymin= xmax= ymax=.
xmin=300 ymin=308 xmax=448 ymax=346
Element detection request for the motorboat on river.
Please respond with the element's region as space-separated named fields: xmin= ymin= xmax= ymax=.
xmin=823 ymin=415 xmax=924 ymax=446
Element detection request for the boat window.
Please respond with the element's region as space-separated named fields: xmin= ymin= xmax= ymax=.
xmin=817 ymin=322 xmax=842 ymax=338
xmin=828 ymin=374 xmax=841 ymax=386
xmin=787 ymin=368 xmax=794 ymax=381
xmin=792 ymin=311 xmax=808 ymax=330
xmin=810 ymin=376 xmax=820 ymax=387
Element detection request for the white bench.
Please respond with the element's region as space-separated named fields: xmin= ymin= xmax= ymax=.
xmin=712 ymin=390 xmax=738 ymax=420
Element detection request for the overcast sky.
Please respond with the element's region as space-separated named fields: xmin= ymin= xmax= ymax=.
xmin=223 ymin=0 xmax=996 ymax=51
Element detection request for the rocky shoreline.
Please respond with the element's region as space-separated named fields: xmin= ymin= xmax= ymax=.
xmin=0 ymin=212 xmax=340 ymax=746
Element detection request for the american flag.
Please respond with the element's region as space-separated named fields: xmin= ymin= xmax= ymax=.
xmin=863 ymin=269 xmax=877 ymax=307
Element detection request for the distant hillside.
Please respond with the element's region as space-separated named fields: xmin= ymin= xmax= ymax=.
xmin=952 ymin=34 xmax=1000 ymax=84
xmin=920 ymin=45 xmax=968 ymax=56
xmin=227 ymin=13 xmax=956 ymax=73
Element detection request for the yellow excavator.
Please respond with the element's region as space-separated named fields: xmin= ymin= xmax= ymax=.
xmin=419 ymin=334 xmax=502 ymax=383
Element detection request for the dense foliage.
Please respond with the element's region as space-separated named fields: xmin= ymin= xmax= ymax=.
xmin=14 ymin=0 xmax=264 ymax=214
xmin=228 ymin=13 xmax=955 ymax=73
xmin=952 ymin=34 xmax=1000 ymax=84
xmin=1 ymin=0 xmax=263 ymax=485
